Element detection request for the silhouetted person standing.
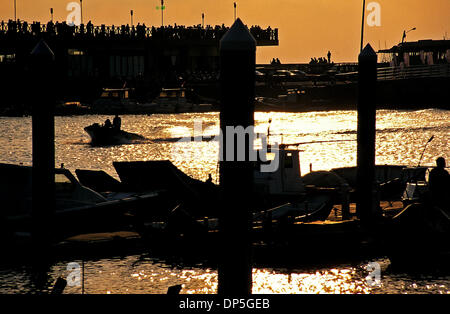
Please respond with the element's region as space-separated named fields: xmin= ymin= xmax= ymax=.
xmin=428 ymin=157 xmax=449 ymax=206
xmin=205 ymin=174 xmax=214 ymax=187
xmin=113 ymin=114 xmax=121 ymax=130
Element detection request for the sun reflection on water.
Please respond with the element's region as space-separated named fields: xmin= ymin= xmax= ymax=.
xmin=0 ymin=109 xmax=448 ymax=294
xmin=252 ymin=268 xmax=370 ymax=294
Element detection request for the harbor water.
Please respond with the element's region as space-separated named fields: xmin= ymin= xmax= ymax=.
xmin=0 ymin=109 xmax=449 ymax=294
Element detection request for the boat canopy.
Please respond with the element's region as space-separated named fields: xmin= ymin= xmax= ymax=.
xmin=378 ymin=39 xmax=450 ymax=66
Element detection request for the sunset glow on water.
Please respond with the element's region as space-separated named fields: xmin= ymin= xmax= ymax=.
xmin=0 ymin=109 xmax=448 ymax=294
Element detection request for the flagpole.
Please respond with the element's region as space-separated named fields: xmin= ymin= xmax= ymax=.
xmin=161 ymin=0 xmax=164 ymax=27
xmin=360 ymin=0 xmax=366 ymax=52
xmin=80 ymin=0 xmax=83 ymax=25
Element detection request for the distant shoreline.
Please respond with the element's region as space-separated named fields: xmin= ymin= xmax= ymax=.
xmin=1 ymin=104 xmax=449 ymax=118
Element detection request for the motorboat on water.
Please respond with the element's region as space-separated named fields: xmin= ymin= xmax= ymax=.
xmin=84 ymin=122 xmax=146 ymax=146
xmin=0 ymin=163 xmax=161 ymax=241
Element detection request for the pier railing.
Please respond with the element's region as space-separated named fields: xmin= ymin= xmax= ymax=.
xmin=377 ymin=64 xmax=450 ymax=81
xmin=0 ymin=20 xmax=278 ymax=45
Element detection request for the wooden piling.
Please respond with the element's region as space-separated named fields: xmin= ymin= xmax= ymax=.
xmin=30 ymin=40 xmax=56 ymax=250
xmin=218 ymin=18 xmax=256 ymax=295
xmin=356 ymin=44 xmax=380 ymax=225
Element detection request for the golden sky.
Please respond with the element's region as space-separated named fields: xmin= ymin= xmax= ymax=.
xmin=1 ymin=0 xmax=449 ymax=63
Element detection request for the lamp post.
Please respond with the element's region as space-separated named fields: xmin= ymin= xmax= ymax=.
xmin=360 ymin=0 xmax=366 ymax=52
xmin=202 ymin=13 xmax=204 ymax=28
xmin=80 ymin=0 xmax=83 ymax=24
xmin=50 ymin=8 xmax=53 ymax=22
xmin=130 ymin=9 xmax=133 ymax=26
xmin=234 ymin=2 xmax=237 ymax=21
xmin=14 ymin=0 xmax=17 ymax=22
xmin=401 ymin=27 xmax=416 ymax=44
xmin=161 ymin=0 xmax=165 ymax=27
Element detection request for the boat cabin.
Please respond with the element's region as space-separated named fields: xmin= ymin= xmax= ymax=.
xmin=156 ymin=88 xmax=187 ymax=105
xmin=100 ymin=87 xmax=132 ymax=100
xmin=254 ymin=145 xmax=305 ymax=197
xmin=378 ymin=39 xmax=450 ymax=67
xmin=92 ymin=87 xmax=135 ymax=112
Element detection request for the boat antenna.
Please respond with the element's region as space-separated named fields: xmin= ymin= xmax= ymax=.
xmin=267 ymin=118 xmax=272 ymax=144
xmin=417 ymin=135 xmax=434 ymax=167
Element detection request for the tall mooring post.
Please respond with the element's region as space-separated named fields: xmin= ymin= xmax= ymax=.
xmin=218 ymin=18 xmax=256 ymax=295
xmin=356 ymin=44 xmax=380 ymax=225
xmin=30 ymin=40 xmax=56 ymax=250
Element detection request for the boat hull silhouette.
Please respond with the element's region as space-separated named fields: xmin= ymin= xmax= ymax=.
xmin=84 ymin=123 xmax=146 ymax=146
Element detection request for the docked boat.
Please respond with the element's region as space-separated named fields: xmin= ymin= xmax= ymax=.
xmin=90 ymin=87 xmax=136 ymax=113
xmin=142 ymin=87 xmax=205 ymax=113
xmin=55 ymin=101 xmax=90 ymax=115
xmin=385 ymin=180 xmax=450 ymax=271
xmin=84 ymin=122 xmax=146 ymax=146
xmin=0 ymin=163 xmax=161 ymax=241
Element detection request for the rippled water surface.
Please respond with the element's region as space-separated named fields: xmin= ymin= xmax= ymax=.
xmin=0 ymin=109 xmax=449 ymax=294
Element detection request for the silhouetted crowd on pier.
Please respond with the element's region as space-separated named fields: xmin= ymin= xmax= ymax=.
xmin=271 ymin=58 xmax=281 ymax=65
xmin=0 ymin=19 xmax=278 ymax=42
xmin=250 ymin=25 xmax=278 ymax=41
xmin=310 ymin=57 xmax=328 ymax=65
xmin=310 ymin=51 xmax=333 ymax=65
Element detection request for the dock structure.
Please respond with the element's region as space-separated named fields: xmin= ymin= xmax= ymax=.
xmin=0 ymin=20 xmax=278 ymax=103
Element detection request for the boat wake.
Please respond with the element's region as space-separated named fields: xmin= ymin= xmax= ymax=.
xmin=335 ymin=124 xmax=449 ymax=135
xmin=63 ymin=139 xmax=91 ymax=145
xmin=150 ymin=135 xmax=218 ymax=143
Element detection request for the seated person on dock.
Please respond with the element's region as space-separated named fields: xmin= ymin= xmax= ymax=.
xmin=428 ymin=157 xmax=450 ymax=205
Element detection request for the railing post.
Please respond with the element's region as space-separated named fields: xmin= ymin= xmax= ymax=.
xmin=218 ymin=18 xmax=256 ymax=296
